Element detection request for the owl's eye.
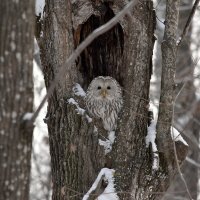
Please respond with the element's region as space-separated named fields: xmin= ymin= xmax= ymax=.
xmin=97 ymin=86 xmax=101 ymax=90
xmin=107 ymin=86 xmax=111 ymax=90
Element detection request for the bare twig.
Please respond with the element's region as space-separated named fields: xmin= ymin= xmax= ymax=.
xmin=177 ymin=0 xmax=200 ymax=46
xmin=30 ymin=0 xmax=139 ymax=123
xmin=186 ymin=157 xmax=200 ymax=168
xmin=155 ymin=0 xmax=163 ymax=10
xmin=172 ymin=82 xmax=193 ymax=200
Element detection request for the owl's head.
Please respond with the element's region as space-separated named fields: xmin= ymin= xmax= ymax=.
xmin=87 ymin=76 xmax=122 ymax=101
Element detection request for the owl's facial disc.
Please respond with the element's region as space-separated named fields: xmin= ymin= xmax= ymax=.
xmin=92 ymin=79 xmax=117 ymax=100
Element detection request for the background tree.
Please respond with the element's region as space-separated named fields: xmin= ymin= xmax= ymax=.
xmin=35 ymin=0 xmax=190 ymax=199
xmin=152 ymin=0 xmax=200 ymax=199
xmin=0 ymin=0 xmax=35 ymax=200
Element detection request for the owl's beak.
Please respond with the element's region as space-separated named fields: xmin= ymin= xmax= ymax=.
xmin=101 ymin=89 xmax=107 ymax=98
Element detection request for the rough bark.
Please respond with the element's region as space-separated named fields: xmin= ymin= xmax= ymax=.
xmin=37 ymin=0 xmax=188 ymax=199
xmin=157 ymin=0 xmax=180 ymax=154
xmin=0 ymin=1 xmax=34 ymax=200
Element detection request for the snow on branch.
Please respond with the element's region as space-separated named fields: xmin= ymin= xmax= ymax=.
xmin=82 ymin=168 xmax=119 ymax=200
xmin=99 ymin=131 xmax=116 ymax=154
xmin=68 ymin=98 xmax=92 ymax=123
xmin=146 ymin=120 xmax=159 ymax=171
xmin=99 ymin=139 xmax=112 ymax=154
xmin=73 ymin=83 xmax=86 ymax=97
xmin=171 ymin=127 xmax=188 ymax=146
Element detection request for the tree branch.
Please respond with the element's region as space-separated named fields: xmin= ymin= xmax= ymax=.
xmin=156 ymin=1 xmax=190 ymax=198
xmin=156 ymin=2 xmax=191 ymax=198
xmin=177 ymin=0 xmax=200 ymax=46
xmin=157 ymin=0 xmax=180 ymax=154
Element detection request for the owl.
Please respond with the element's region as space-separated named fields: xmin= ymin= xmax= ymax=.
xmin=85 ymin=76 xmax=123 ymax=131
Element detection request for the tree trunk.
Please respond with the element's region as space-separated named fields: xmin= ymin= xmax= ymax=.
xmin=163 ymin=1 xmax=200 ymax=199
xmin=37 ymin=0 xmax=188 ymax=199
xmin=0 ymin=1 xmax=34 ymax=200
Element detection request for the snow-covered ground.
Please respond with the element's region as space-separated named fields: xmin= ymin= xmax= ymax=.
xmin=30 ymin=1 xmax=52 ymax=199
xmin=30 ymin=60 xmax=51 ymax=200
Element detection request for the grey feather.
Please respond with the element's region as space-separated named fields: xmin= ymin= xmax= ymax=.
xmin=85 ymin=76 xmax=123 ymax=131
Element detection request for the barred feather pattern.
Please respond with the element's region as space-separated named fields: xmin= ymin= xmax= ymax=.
xmin=85 ymin=77 xmax=123 ymax=131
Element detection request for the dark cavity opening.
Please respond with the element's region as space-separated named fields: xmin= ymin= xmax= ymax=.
xmin=75 ymin=4 xmax=124 ymax=88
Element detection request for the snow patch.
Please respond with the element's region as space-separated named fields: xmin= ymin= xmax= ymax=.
xmin=108 ymin=131 xmax=116 ymax=144
xmin=82 ymin=168 xmax=119 ymax=200
xmin=146 ymin=121 xmax=159 ymax=171
xmin=176 ymin=37 xmax=181 ymax=45
xmin=99 ymin=139 xmax=112 ymax=154
xmin=68 ymin=98 xmax=77 ymax=105
xmin=99 ymin=131 xmax=116 ymax=154
xmin=76 ymin=107 xmax=85 ymax=115
xmin=73 ymin=83 xmax=86 ymax=97
xmin=31 ymin=62 xmax=51 ymax=200
xmin=146 ymin=121 xmax=157 ymax=150
xmin=68 ymin=98 xmax=92 ymax=123
xmin=35 ymin=0 xmax=45 ymax=16
xmin=86 ymin=115 xmax=92 ymax=123
xmin=171 ymin=127 xmax=188 ymax=146
xmin=40 ymin=31 xmax=43 ymax=38
xmin=23 ymin=112 xmax=33 ymax=120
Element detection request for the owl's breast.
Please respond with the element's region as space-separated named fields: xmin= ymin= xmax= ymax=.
xmin=98 ymin=106 xmax=106 ymax=117
xmin=91 ymin=100 xmax=110 ymax=118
